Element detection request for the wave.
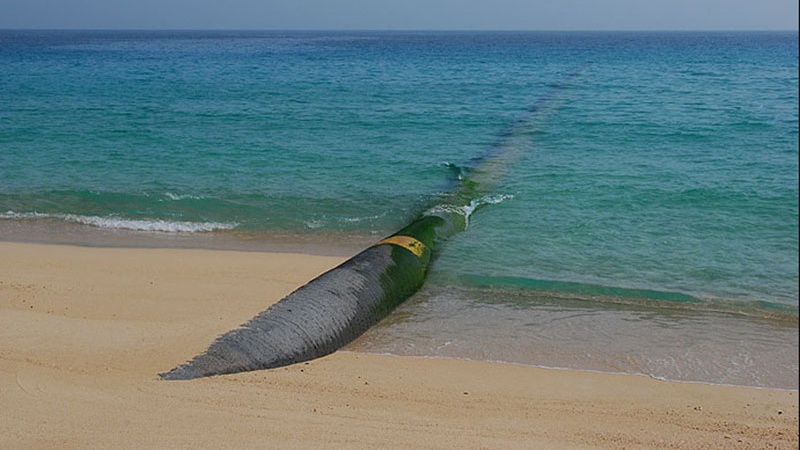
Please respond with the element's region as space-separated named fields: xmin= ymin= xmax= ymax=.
xmin=453 ymin=273 xmax=799 ymax=322
xmin=161 ymin=192 xmax=208 ymax=201
xmin=425 ymin=193 xmax=514 ymax=229
xmin=303 ymin=212 xmax=389 ymax=230
xmin=0 ymin=211 xmax=237 ymax=233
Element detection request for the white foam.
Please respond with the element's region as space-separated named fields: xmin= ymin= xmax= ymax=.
xmin=304 ymin=212 xmax=387 ymax=228
xmin=162 ymin=192 xmax=206 ymax=201
xmin=0 ymin=211 xmax=237 ymax=233
xmin=425 ymin=193 xmax=514 ymax=228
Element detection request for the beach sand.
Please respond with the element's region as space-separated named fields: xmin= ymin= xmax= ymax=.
xmin=1 ymin=241 xmax=797 ymax=449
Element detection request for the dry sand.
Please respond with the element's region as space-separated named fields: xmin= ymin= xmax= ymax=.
xmin=1 ymin=241 xmax=797 ymax=449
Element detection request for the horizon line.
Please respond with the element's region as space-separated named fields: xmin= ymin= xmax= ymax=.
xmin=1 ymin=27 xmax=798 ymax=33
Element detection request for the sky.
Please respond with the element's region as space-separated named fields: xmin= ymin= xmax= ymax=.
xmin=0 ymin=0 xmax=797 ymax=31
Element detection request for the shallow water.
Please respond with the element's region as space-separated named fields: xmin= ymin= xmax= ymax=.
xmin=347 ymin=282 xmax=799 ymax=389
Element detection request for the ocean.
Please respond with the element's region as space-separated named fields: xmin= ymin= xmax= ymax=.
xmin=1 ymin=30 xmax=797 ymax=388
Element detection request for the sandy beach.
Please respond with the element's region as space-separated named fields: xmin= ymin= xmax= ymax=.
xmin=1 ymin=241 xmax=796 ymax=449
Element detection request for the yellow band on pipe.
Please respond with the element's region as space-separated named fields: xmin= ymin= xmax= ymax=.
xmin=375 ymin=235 xmax=428 ymax=259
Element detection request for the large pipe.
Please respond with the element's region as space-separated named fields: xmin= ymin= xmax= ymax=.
xmin=160 ymin=214 xmax=458 ymax=380
xmin=161 ymin=68 xmax=584 ymax=380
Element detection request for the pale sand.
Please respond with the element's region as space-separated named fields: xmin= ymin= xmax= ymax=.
xmin=1 ymin=241 xmax=796 ymax=450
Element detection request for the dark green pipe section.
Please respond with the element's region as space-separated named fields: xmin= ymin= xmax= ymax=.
xmin=160 ymin=68 xmax=584 ymax=380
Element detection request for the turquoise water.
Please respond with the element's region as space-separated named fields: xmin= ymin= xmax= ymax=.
xmin=1 ymin=31 xmax=797 ymax=388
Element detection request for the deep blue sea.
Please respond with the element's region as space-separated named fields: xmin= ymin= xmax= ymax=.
xmin=1 ymin=30 xmax=797 ymax=388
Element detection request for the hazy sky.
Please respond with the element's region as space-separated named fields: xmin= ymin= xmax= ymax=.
xmin=1 ymin=0 xmax=797 ymax=31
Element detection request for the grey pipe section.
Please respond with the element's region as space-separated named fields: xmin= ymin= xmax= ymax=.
xmin=161 ymin=216 xmax=446 ymax=380
xmin=161 ymin=67 xmax=585 ymax=380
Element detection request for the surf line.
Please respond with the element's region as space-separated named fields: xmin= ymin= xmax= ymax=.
xmin=160 ymin=66 xmax=587 ymax=380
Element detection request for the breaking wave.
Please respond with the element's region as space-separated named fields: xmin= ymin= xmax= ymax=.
xmin=0 ymin=211 xmax=237 ymax=233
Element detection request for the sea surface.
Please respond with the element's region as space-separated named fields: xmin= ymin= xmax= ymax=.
xmin=1 ymin=30 xmax=797 ymax=388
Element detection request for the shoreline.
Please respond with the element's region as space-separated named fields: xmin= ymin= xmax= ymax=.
xmin=1 ymin=241 xmax=797 ymax=449
xmin=342 ymin=350 xmax=800 ymax=393
xmin=3 ymin=235 xmax=798 ymax=387
xmin=0 ymin=217 xmax=379 ymax=256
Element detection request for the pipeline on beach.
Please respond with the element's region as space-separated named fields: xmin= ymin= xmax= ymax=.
xmin=160 ymin=67 xmax=586 ymax=380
